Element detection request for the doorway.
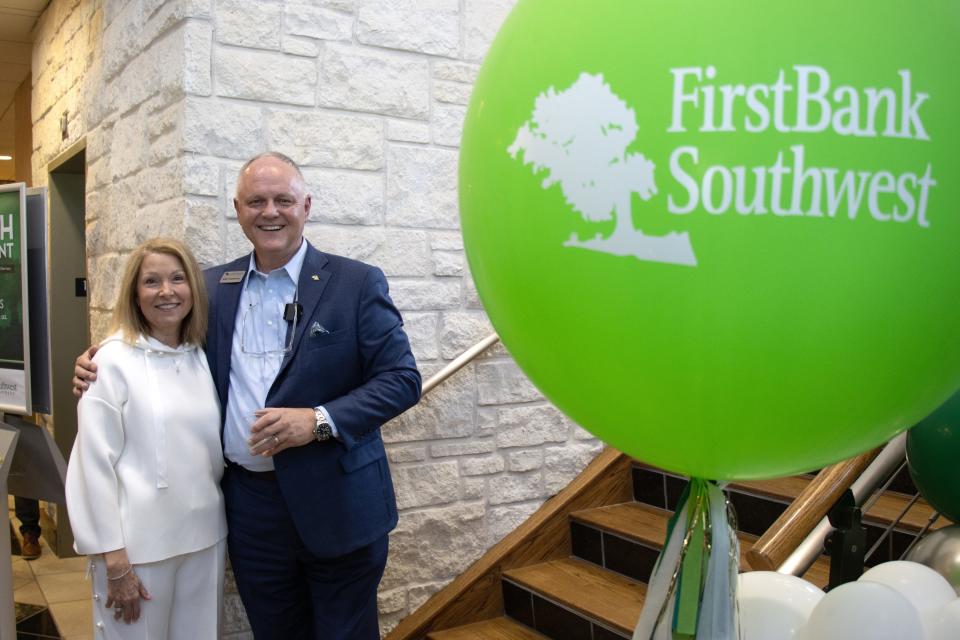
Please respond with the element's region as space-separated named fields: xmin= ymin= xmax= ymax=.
xmin=45 ymin=141 xmax=87 ymax=557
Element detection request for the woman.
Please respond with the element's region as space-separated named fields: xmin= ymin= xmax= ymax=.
xmin=65 ymin=238 xmax=227 ymax=639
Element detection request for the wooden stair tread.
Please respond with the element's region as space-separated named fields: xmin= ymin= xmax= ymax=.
xmin=731 ymin=476 xmax=814 ymax=502
xmin=426 ymin=617 xmax=547 ymax=640
xmin=571 ymin=501 xmax=669 ymax=545
xmin=573 ymin=502 xmax=831 ymax=588
xmin=863 ymin=492 xmax=950 ymax=531
xmin=504 ymin=558 xmax=645 ymax=635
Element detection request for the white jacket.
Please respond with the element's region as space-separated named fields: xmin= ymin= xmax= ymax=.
xmin=65 ymin=332 xmax=227 ymax=564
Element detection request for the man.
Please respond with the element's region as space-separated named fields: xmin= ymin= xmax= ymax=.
xmin=13 ymin=496 xmax=41 ymax=559
xmin=75 ymin=152 xmax=421 ymax=639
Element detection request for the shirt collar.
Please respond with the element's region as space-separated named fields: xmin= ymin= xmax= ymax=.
xmin=245 ymin=239 xmax=309 ymax=284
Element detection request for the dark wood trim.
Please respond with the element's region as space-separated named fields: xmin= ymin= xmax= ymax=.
xmin=386 ymin=447 xmax=633 ymax=640
xmin=745 ymin=448 xmax=880 ymax=571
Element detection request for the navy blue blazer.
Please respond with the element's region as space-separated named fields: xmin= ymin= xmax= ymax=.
xmin=203 ymin=242 xmax=421 ymax=558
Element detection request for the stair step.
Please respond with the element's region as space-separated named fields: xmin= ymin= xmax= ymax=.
xmin=426 ymin=617 xmax=547 ymax=640
xmin=503 ymin=557 xmax=644 ymax=638
xmin=572 ymin=501 xmax=831 ymax=588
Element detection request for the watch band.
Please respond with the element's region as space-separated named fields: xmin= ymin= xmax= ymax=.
xmin=314 ymin=407 xmax=332 ymax=442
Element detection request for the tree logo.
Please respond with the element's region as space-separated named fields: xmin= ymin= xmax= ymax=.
xmin=509 ymin=72 xmax=697 ymax=267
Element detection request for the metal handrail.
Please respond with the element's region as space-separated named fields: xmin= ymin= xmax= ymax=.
xmin=420 ymin=333 xmax=500 ymax=396
xmin=777 ymin=432 xmax=908 ymax=577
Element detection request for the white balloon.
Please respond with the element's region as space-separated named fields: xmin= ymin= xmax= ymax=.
xmin=925 ymin=598 xmax=960 ymax=640
xmin=797 ymin=581 xmax=924 ymax=640
xmin=738 ymin=572 xmax=824 ymax=640
xmin=859 ymin=561 xmax=956 ymax=615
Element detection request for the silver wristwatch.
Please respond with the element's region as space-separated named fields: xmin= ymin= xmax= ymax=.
xmin=313 ymin=407 xmax=332 ymax=442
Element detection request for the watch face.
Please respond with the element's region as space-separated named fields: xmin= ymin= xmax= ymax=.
xmin=315 ymin=421 xmax=331 ymax=441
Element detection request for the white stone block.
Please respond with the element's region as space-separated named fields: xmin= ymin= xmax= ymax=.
xmin=382 ymin=503 xmax=484 ymax=589
xmin=462 ymin=477 xmax=486 ymax=500
xmin=389 ymin=279 xmax=460 ymax=311
xmin=88 ymin=254 xmax=129 ymax=308
xmin=463 ymin=268 xmax=484 ymax=309
xmin=400 ymin=312 xmax=439 ymax=361
xmin=429 ymin=231 xmax=463 ymax=251
xmin=386 ymin=119 xmax=431 ymax=144
xmin=319 ymin=44 xmax=429 ymax=119
xmin=301 ymin=168 xmax=384 ymax=225
xmin=392 ymin=461 xmax=460 ymax=510
xmin=184 ymin=98 xmax=263 ymax=160
xmin=496 ymin=405 xmax=569 ymax=448
xmin=282 ymin=34 xmax=320 ymax=57
xmin=303 ymin=226 xmax=433 ymax=277
xmin=184 ymin=19 xmax=213 ymax=96
xmin=285 ymin=3 xmax=353 ymax=41
xmin=357 ymin=0 xmax=459 ymax=57
xmin=268 ymin=110 xmax=384 ymax=170
xmin=385 ymin=366 xmax=475 ymax=442
xmin=386 ymin=445 xmax=428 ymax=464
xmin=433 ymin=60 xmax=479 ymax=84
xmin=544 ymin=442 xmax=604 ymax=494
xmin=460 ymin=455 xmax=504 ymax=476
xmin=216 ymin=0 xmax=281 ymax=49
xmin=463 ymin=0 xmax=516 ymax=62
xmin=507 ymin=450 xmax=543 ymax=473
xmin=432 ymin=103 xmax=466 ymax=147
xmin=214 ymin=47 xmax=316 ymax=105
xmin=377 ymin=587 xmax=407 ymax=614
xmin=136 ymin=163 xmax=183 ymax=206
xmin=432 ymin=250 xmax=463 ymax=277
xmin=486 ymin=503 xmax=538 ymax=546
xmin=185 ymin=197 xmax=225 ymax=266
xmin=431 ymin=440 xmax=496 ymax=458
xmin=488 ymin=473 xmax=543 ymax=505
xmin=408 ymin=582 xmax=446 ymax=611
xmin=386 ymin=146 xmax=459 ymax=229
xmin=439 ymin=312 xmax=493 ymax=359
xmin=108 ymin=112 xmax=147 ymax=181
xmin=434 ymin=80 xmax=473 ymax=106
xmin=476 ymin=360 xmax=541 ymax=405
xmin=573 ymin=424 xmax=598 ymax=441
xmin=184 ymin=155 xmax=221 ymax=196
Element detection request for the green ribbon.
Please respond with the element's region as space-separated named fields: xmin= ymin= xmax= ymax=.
xmin=671 ymin=479 xmax=711 ymax=639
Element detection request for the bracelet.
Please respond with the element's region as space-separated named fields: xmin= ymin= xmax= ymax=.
xmin=106 ymin=565 xmax=133 ymax=581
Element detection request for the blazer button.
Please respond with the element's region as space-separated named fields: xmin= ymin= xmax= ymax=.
xmin=93 ymin=593 xmax=100 ymax=601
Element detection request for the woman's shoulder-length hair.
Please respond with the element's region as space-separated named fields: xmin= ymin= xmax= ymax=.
xmin=110 ymin=237 xmax=208 ymax=346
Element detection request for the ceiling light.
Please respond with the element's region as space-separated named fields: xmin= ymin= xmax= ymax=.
xmin=0 ymin=156 xmax=12 ymax=161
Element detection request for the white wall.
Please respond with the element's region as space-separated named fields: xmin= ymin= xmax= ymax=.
xmin=32 ymin=1 xmax=602 ymax=636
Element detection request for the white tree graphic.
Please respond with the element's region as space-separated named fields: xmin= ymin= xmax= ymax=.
xmin=509 ymin=72 xmax=697 ymax=266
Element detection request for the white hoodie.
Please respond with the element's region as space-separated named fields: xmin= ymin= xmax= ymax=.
xmin=65 ymin=332 xmax=227 ymax=564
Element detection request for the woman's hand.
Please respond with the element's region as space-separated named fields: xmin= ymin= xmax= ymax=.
xmin=103 ymin=549 xmax=150 ymax=623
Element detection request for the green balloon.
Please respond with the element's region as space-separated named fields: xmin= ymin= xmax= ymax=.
xmin=459 ymin=0 xmax=960 ymax=479
xmin=907 ymin=392 xmax=960 ymax=523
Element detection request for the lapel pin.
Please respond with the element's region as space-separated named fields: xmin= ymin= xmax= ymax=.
xmin=311 ymin=274 xmax=320 ymax=281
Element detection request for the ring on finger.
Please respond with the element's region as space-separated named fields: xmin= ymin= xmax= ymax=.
xmin=272 ymin=434 xmax=280 ymax=446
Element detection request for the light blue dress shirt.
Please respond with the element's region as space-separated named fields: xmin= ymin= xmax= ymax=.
xmin=223 ymin=241 xmax=337 ymax=471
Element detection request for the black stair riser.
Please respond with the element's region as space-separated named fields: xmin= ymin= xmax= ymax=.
xmin=571 ymin=522 xmax=659 ymax=583
xmin=502 ymin=579 xmax=630 ymax=640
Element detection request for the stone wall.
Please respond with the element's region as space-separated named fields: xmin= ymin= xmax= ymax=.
xmin=31 ymin=1 xmax=603 ymax=637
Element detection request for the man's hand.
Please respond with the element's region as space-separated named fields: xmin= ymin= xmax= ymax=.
xmin=72 ymin=345 xmax=99 ymax=398
xmin=248 ymin=408 xmax=316 ymax=456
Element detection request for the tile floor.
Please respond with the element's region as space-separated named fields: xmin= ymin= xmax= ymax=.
xmin=9 ymin=499 xmax=93 ymax=640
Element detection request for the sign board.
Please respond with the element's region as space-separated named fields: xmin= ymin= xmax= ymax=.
xmin=0 ymin=183 xmax=31 ymax=415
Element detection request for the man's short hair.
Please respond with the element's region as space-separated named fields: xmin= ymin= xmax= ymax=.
xmin=238 ymin=152 xmax=304 ymax=180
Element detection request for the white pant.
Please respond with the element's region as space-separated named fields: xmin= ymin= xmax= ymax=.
xmin=90 ymin=539 xmax=226 ymax=639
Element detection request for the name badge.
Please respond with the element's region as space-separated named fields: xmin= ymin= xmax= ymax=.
xmin=219 ymin=271 xmax=245 ymax=284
